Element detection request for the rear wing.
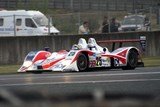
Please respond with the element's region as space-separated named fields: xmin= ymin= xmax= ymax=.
xmin=97 ymin=36 xmax=146 ymax=52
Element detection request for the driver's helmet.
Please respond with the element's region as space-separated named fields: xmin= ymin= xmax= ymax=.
xmin=78 ymin=38 xmax=87 ymax=49
xmin=88 ymin=38 xmax=97 ymax=48
xmin=87 ymin=43 xmax=95 ymax=48
xmin=72 ymin=44 xmax=82 ymax=50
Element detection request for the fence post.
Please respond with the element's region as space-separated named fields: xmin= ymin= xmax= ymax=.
xmin=159 ymin=8 xmax=160 ymax=28
xmin=108 ymin=12 xmax=111 ymax=33
xmin=78 ymin=12 xmax=81 ymax=26
xmin=48 ymin=16 xmax=51 ymax=36
xmin=133 ymin=0 xmax=136 ymax=12
xmin=13 ymin=14 xmax=16 ymax=36
xmin=24 ymin=0 xmax=28 ymax=10
xmin=135 ymin=9 xmax=138 ymax=29
xmin=44 ymin=0 xmax=48 ymax=13
xmin=149 ymin=7 xmax=152 ymax=31
xmin=70 ymin=0 xmax=73 ymax=10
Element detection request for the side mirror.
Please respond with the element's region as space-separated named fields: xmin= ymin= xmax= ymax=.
xmin=103 ymin=48 xmax=107 ymax=52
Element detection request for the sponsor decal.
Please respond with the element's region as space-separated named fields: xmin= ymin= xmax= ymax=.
xmin=96 ymin=57 xmax=102 ymax=66
xmin=89 ymin=60 xmax=96 ymax=67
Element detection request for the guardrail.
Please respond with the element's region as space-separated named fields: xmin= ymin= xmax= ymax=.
xmin=0 ymin=31 xmax=160 ymax=64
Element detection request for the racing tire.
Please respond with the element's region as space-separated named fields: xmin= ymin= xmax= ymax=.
xmin=32 ymin=71 xmax=43 ymax=74
xmin=122 ymin=49 xmax=138 ymax=70
xmin=77 ymin=53 xmax=88 ymax=71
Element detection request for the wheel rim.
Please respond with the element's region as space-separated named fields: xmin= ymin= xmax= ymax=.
xmin=77 ymin=54 xmax=87 ymax=71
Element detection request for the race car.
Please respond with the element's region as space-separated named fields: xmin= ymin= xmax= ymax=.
xmin=18 ymin=38 xmax=142 ymax=72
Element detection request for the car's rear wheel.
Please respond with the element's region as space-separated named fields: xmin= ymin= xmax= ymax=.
xmin=122 ymin=49 xmax=138 ymax=70
xmin=77 ymin=53 xmax=88 ymax=71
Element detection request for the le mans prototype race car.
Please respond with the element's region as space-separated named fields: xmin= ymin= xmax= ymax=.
xmin=18 ymin=38 xmax=143 ymax=72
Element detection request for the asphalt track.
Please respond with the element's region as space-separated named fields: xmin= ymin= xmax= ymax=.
xmin=0 ymin=67 xmax=160 ymax=96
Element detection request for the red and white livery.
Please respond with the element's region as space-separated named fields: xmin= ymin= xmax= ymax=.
xmin=18 ymin=38 xmax=142 ymax=72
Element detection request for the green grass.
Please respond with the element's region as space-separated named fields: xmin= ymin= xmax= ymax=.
xmin=0 ymin=57 xmax=160 ymax=74
xmin=0 ymin=65 xmax=20 ymax=74
xmin=143 ymin=57 xmax=160 ymax=67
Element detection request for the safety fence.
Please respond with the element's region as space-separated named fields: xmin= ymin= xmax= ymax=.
xmin=0 ymin=0 xmax=159 ymax=12
xmin=0 ymin=0 xmax=159 ymax=35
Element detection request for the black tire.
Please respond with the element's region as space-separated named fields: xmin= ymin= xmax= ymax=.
xmin=31 ymin=71 xmax=43 ymax=74
xmin=110 ymin=57 xmax=115 ymax=68
xmin=77 ymin=53 xmax=88 ymax=71
xmin=122 ymin=50 xmax=138 ymax=70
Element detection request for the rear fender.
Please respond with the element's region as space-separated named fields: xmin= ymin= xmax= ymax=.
xmin=111 ymin=47 xmax=139 ymax=66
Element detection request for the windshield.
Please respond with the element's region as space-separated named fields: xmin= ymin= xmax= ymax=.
xmin=122 ymin=16 xmax=144 ymax=25
xmin=25 ymin=51 xmax=38 ymax=61
xmin=33 ymin=15 xmax=52 ymax=27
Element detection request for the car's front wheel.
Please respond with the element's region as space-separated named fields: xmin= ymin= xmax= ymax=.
xmin=77 ymin=53 xmax=88 ymax=71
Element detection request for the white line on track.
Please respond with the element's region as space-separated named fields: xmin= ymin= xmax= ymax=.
xmin=0 ymin=78 xmax=160 ymax=87
xmin=0 ymin=71 xmax=160 ymax=81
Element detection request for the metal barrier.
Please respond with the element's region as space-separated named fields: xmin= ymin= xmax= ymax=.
xmin=0 ymin=31 xmax=159 ymax=64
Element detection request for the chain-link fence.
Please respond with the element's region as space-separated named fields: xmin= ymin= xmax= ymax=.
xmin=0 ymin=0 xmax=159 ymax=35
xmin=0 ymin=11 xmax=157 ymax=35
xmin=52 ymin=11 xmax=157 ymax=34
xmin=0 ymin=0 xmax=159 ymax=12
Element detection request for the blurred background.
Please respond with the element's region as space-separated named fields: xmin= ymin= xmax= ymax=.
xmin=0 ymin=0 xmax=160 ymax=34
xmin=0 ymin=1 xmax=160 ymax=107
